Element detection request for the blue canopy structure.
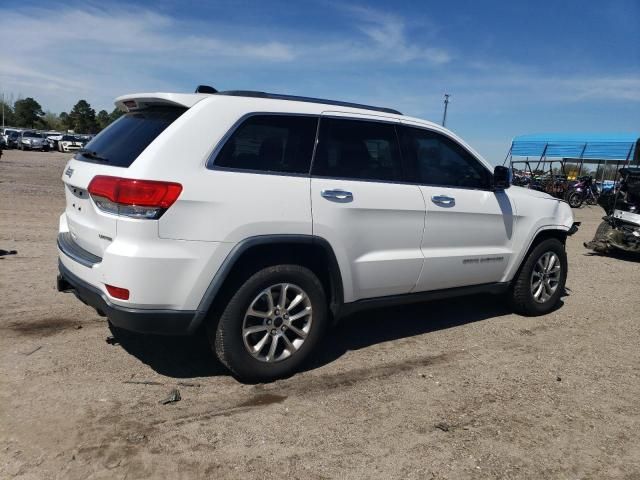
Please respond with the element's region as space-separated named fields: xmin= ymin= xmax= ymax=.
xmin=509 ymin=133 xmax=639 ymax=162
xmin=505 ymin=133 xmax=640 ymax=180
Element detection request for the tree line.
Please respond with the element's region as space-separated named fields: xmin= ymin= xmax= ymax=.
xmin=0 ymin=97 xmax=123 ymax=134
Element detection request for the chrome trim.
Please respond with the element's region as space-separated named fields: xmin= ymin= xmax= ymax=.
xmin=321 ymin=189 xmax=353 ymax=201
xmin=57 ymin=232 xmax=102 ymax=268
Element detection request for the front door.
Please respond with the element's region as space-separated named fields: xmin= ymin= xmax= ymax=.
xmin=398 ymin=124 xmax=514 ymax=292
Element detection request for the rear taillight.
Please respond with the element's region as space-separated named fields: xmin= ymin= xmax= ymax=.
xmin=88 ymin=176 xmax=182 ymax=219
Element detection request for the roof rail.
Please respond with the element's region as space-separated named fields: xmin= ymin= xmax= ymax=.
xmin=214 ymin=90 xmax=402 ymax=115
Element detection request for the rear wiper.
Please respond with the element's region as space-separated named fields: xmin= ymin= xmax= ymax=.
xmin=78 ymin=149 xmax=109 ymax=162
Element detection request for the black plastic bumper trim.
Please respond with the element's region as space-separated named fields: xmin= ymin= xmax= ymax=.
xmin=57 ymin=261 xmax=197 ymax=335
xmin=568 ymin=222 xmax=581 ymax=236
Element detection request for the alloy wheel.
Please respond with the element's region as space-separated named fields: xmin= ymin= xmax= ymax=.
xmin=530 ymin=251 xmax=562 ymax=303
xmin=242 ymin=283 xmax=313 ymax=363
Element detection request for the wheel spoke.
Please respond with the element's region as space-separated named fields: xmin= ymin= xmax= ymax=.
xmin=287 ymin=324 xmax=307 ymax=339
xmin=289 ymin=306 xmax=311 ymax=322
xmin=533 ymin=282 xmax=544 ymax=300
xmin=252 ymin=332 xmax=270 ymax=353
xmin=243 ymin=324 xmax=268 ymax=336
xmin=278 ymin=284 xmax=288 ymax=310
xmin=282 ymin=334 xmax=297 ymax=354
xmin=247 ymin=308 xmax=270 ymax=319
xmin=546 ymin=254 xmax=556 ymax=272
xmin=287 ymin=293 xmax=304 ymax=312
xmin=265 ymin=289 xmax=275 ymax=314
xmin=266 ymin=335 xmax=279 ymax=362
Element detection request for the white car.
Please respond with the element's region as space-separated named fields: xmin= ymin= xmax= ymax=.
xmin=57 ymin=88 xmax=578 ymax=381
xmin=58 ymin=135 xmax=84 ymax=152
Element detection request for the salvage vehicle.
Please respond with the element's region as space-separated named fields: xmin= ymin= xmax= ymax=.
xmin=56 ymin=87 xmax=578 ymax=381
xmin=585 ymin=167 xmax=640 ymax=254
xmin=18 ymin=131 xmax=49 ymax=151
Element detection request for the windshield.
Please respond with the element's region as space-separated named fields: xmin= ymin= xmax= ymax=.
xmin=24 ymin=132 xmax=42 ymax=138
xmin=74 ymin=107 xmax=187 ymax=167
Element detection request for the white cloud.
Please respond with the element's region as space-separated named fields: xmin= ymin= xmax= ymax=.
xmin=343 ymin=5 xmax=451 ymax=64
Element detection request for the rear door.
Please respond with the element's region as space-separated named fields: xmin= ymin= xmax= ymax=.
xmin=61 ymin=107 xmax=187 ymax=257
xmin=398 ymin=124 xmax=514 ymax=291
xmin=310 ymin=114 xmax=425 ymax=302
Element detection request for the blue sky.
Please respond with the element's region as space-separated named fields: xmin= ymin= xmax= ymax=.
xmin=1 ymin=0 xmax=638 ymax=162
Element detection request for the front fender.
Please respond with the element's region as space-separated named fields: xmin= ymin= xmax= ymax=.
xmin=503 ymin=193 xmax=574 ymax=282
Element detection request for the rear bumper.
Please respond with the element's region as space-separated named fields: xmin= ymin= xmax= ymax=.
xmin=57 ymin=261 xmax=197 ymax=335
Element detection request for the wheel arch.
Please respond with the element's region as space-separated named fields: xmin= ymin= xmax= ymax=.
xmin=188 ymin=235 xmax=344 ymax=334
xmin=506 ymin=226 xmax=569 ymax=284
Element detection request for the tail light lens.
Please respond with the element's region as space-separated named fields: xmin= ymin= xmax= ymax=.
xmin=88 ymin=176 xmax=182 ymax=219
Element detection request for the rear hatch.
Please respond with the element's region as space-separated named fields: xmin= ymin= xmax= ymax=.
xmin=61 ymin=106 xmax=187 ymax=257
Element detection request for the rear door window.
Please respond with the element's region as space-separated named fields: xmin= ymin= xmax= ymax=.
xmin=213 ymin=114 xmax=318 ymax=174
xmin=312 ymin=117 xmax=402 ymax=182
xmin=74 ymin=107 xmax=186 ymax=167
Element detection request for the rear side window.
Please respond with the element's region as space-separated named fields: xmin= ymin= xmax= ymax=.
xmin=214 ymin=115 xmax=318 ymax=174
xmin=399 ymin=126 xmax=491 ymax=189
xmin=74 ymin=107 xmax=186 ymax=167
xmin=312 ymin=117 xmax=402 ymax=182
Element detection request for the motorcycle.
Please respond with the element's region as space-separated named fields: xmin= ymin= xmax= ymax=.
xmin=584 ymin=167 xmax=640 ymax=255
xmin=566 ymin=176 xmax=598 ymax=208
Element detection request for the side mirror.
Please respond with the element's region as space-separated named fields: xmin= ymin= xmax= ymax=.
xmin=493 ymin=166 xmax=511 ymax=190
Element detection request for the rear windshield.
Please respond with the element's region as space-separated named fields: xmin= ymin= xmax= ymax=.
xmin=74 ymin=107 xmax=187 ymax=167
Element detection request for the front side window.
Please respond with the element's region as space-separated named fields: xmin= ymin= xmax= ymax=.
xmin=312 ymin=117 xmax=402 ymax=182
xmin=214 ymin=115 xmax=318 ymax=174
xmin=399 ymin=126 xmax=491 ymax=189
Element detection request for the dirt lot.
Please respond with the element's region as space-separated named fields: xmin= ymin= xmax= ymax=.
xmin=1 ymin=149 xmax=639 ymax=479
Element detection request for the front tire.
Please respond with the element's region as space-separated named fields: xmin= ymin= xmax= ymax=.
xmin=210 ymin=264 xmax=328 ymax=382
xmin=510 ymin=238 xmax=567 ymax=316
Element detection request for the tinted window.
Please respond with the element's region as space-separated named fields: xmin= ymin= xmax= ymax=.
xmin=312 ymin=118 xmax=402 ymax=181
xmin=214 ymin=115 xmax=318 ymax=174
xmin=74 ymin=107 xmax=186 ymax=167
xmin=399 ymin=126 xmax=491 ymax=189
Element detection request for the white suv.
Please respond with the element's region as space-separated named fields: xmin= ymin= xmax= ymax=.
xmin=57 ymin=88 xmax=578 ymax=382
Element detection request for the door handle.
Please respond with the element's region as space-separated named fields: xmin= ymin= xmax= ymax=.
xmin=321 ymin=189 xmax=353 ymax=202
xmin=431 ymin=195 xmax=455 ymax=206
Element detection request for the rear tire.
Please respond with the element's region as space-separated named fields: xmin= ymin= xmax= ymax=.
xmin=510 ymin=238 xmax=567 ymax=316
xmin=209 ymin=264 xmax=328 ymax=382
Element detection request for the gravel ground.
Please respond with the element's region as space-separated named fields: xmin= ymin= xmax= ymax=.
xmin=1 ymin=149 xmax=639 ymax=480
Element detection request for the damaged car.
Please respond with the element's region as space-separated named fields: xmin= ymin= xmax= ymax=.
xmin=585 ymin=167 xmax=640 ymax=254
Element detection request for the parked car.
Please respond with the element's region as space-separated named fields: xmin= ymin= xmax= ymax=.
xmin=6 ymin=131 xmax=20 ymax=149
xmin=43 ymin=132 xmax=64 ymax=150
xmin=18 ymin=131 xmax=49 ymax=151
xmin=1 ymin=128 xmax=21 ymax=148
xmin=56 ymin=88 xmax=578 ymax=382
xmin=58 ymin=135 xmax=84 ymax=152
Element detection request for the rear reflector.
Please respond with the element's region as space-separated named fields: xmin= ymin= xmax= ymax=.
xmin=88 ymin=176 xmax=182 ymax=219
xmin=105 ymin=284 xmax=130 ymax=300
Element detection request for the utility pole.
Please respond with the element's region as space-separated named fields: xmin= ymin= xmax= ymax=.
xmin=1 ymin=93 xmax=4 ymax=129
xmin=442 ymin=93 xmax=450 ymax=127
